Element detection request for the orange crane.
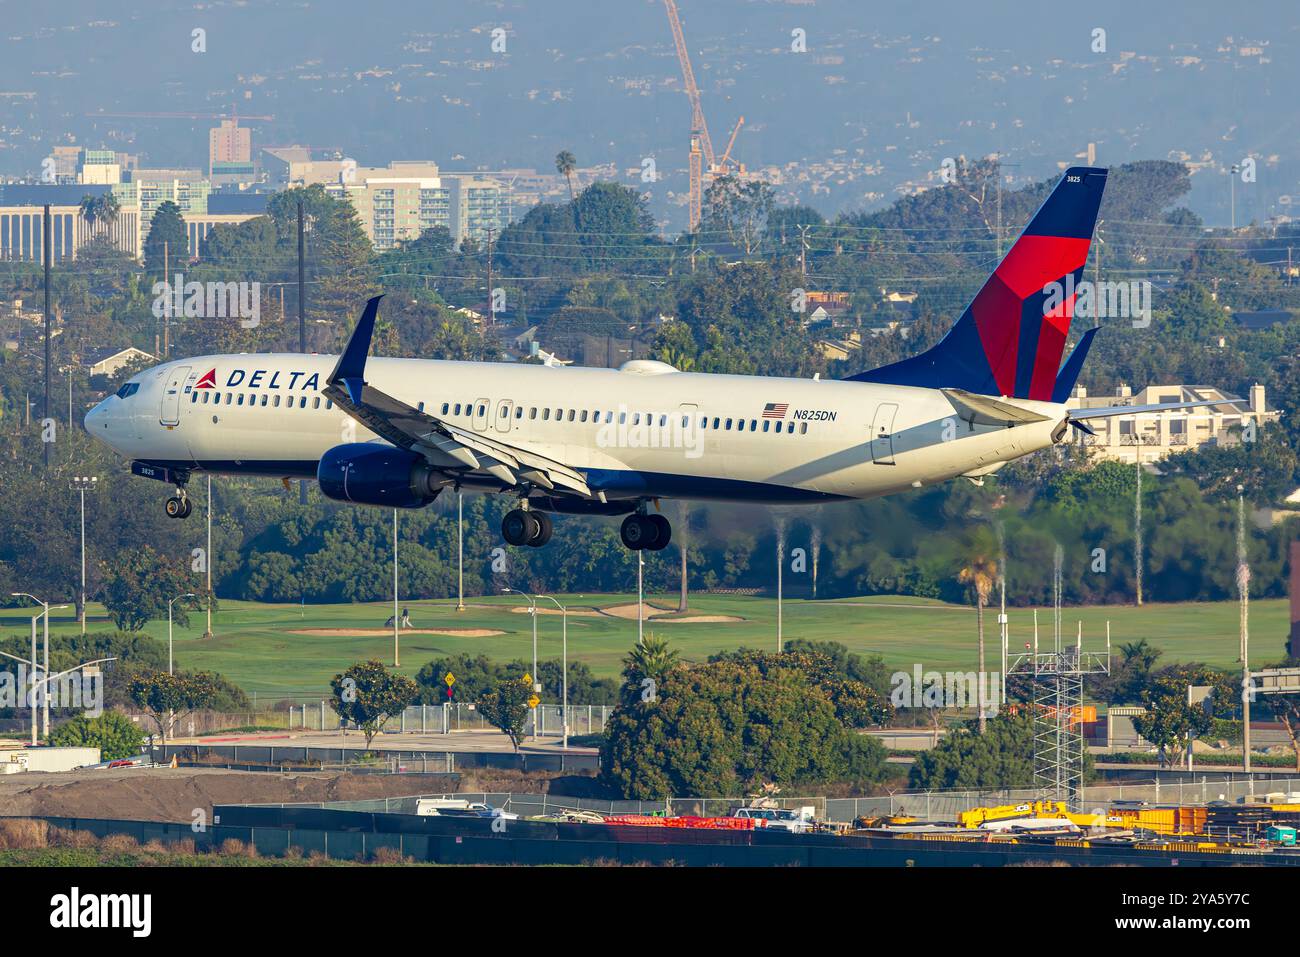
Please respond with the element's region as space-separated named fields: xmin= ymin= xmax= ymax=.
xmin=664 ymin=0 xmax=744 ymax=230
xmin=84 ymin=111 xmax=275 ymax=122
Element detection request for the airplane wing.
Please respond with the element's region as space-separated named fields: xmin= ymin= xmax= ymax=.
xmin=321 ymin=296 xmax=594 ymax=499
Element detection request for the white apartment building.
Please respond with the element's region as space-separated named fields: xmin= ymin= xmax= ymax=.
xmin=1067 ymin=383 xmax=1279 ymax=464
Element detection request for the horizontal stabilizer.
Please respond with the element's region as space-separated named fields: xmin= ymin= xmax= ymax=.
xmin=1070 ymin=399 xmax=1232 ymax=421
xmin=942 ymin=388 xmax=1051 ymax=428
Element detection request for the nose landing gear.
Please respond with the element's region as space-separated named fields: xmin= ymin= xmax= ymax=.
xmin=165 ymin=488 xmax=192 ymax=519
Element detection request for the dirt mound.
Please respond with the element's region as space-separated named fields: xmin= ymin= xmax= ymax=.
xmin=0 ymin=767 xmax=459 ymax=821
xmin=288 ymin=628 xmax=504 ymax=637
xmin=600 ymin=603 xmax=743 ymax=623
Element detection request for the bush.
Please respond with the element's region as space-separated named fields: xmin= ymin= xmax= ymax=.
xmin=49 ymin=710 xmax=145 ymax=761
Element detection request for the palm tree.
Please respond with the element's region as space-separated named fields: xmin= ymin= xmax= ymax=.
xmin=555 ymin=150 xmax=577 ymax=200
xmin=621 ymin=632 xmax=679 ymax=702
xmin=958 ymin=528 xmax=999 ymax=732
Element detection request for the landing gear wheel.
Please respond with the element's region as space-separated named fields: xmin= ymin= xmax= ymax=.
xmin=502 ymin=508 xmax=540 ymax=547
xmin=620 ymin=514 xmax=663 ymax=550
xmin=645 ymin=513 xmax=671 ymax=550
xmin=526 ymin=511 xmax=553 ymax=547
xmin=165 ymin=496 xmax=188 ymax=519
xmin=177 ymin=497 xmax=193 ymax=519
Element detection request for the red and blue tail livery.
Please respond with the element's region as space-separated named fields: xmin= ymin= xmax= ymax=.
xmin=848 ymin=166 xmax=1107 ymax=401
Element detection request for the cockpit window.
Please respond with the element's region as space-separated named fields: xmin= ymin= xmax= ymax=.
xmin=115 ymin=382 xmax=140 ymax=399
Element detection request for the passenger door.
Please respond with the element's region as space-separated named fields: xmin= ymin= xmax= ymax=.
xmin=159 ymin=366 xmax=191 ymax=427
xmin=871 ymin=402 xmax=898 ymax=465
xmin=472 ymin=397 xmax=490 ymax=432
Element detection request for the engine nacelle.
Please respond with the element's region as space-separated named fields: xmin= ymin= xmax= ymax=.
xmin=317 ymin=443 xmax=444 ymax=509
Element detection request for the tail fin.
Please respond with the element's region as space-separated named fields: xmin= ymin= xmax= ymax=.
xmin=848 ymin=166 xmax=1107 ymax=400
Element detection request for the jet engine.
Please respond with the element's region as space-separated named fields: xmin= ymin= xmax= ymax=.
xmin=317 ymin=443 xmax=445 ymax=508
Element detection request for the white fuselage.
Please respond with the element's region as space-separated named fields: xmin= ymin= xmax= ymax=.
xmin=85 ymin=353 xmax=1067 ymax=505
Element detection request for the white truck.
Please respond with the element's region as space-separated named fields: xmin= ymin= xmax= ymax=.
xmin=729 ymin=804 xmax=817 ymax=833
xmin=415 ymin=798 xmax=519 ymax=820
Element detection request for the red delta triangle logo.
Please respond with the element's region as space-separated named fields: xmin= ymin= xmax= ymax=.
xmin=195 ymin=369 xmax=217 ymax=389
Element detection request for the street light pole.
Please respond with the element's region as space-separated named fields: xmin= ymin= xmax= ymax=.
xmin=538 ymin=595 xmax=568 ymax=750
xmin=12 ymin=593 xmax=66 ymax=739
xmin=168 ymin=593 xmax=197 ymax=676
xmin=456 ymin=490 xmax=465 ymax=612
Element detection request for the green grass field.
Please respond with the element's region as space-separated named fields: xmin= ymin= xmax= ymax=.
xmin=0 ymin=591 xmax=1285 ymax=702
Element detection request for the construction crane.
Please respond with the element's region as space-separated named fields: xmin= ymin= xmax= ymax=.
xmin=664 ymin=0 xmax=744 ymax=230
xmin=84 ymin=111 xmax=275 ymax=122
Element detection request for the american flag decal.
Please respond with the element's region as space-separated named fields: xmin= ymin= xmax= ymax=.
xmin=762 ymin=403 xmax=789 ymax=419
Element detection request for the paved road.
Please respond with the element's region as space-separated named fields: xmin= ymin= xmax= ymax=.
xmin=168 ymin=728 xmax=598 ymax=755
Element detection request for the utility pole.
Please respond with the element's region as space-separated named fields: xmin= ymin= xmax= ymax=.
xmin=995 ymin=170 xmax=1003 ymax=259
xmin=797 ymin=224 xmax=811 ymax=277
xmin=206 ymin=475 xmax=213 ymax=639
xmin=297 ymin=199 xmax=308 ymax=506
xmin=1238 ymin=486 xmax=1252 ymax=773
xmin=1135 ymin=459 xmax=1144 ymax=607
xmin=485 ymin=227 xmax=495 ymax=325
xmin=42 ymin=205 xmax=51 ymax=469
xmin=163 ymin=239 xmax=170 ymax=358
xmin=393 ymin=508 xmax=400 ymax=668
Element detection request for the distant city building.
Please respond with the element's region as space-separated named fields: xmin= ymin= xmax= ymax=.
xmin=209 ymin=119 xmax=254 ymax=186
xmin=1067 ymin=383 xmax=1278 ymax=464
xmin=0 ymin=183 xmax=140 ymax=263
xmin=115 ymin=168 xmax=210 ymax=258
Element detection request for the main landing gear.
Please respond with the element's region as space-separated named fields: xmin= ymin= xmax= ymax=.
xmin=620 ymin=512 xmax=670 ymax=551
xmin=164 ymin=487 xmax=192 ymax=519
xmin=501 ymin=507 xmax=553 ymax=547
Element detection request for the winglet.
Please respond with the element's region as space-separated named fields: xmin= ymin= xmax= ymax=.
xmin=327 ymin=295 xmax=384 ymax=404
xmin=1051 ymin=326 xmax=1099 ymax=404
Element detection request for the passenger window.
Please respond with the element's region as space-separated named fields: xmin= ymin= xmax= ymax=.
xmin=750 ymin=419 xmax=757 ymax=431
xmin=237 ymin=394 xmax=244 ymax=406
xmin=619 ymin=412 xmax=627 ymax=425
xmin=260 ymin=394 xmax=268 ymax=407
xmin=202 ymin=392 xmax=210 ymax=404
xmin=800 ymin=422 xmax=808 ymax=434
xmin=580 ymin=410 xmax=588 ymax=422
xmin=515 ymin=406 xmax=523 ymax=419
xmin=417 ymin=401 xmax=425 ymax=413
xmin=712 ymin=417 xmax=720 ymax=429
xmin=553 ymin=408 xmax=561 ymax=420
xmin=659 ymin=415 xmax=667 ymax=427
xmin=681 ymin=416 xmax=688 ymax=428
xmin=313 ymin=397 xmax=321 ymax=409
xmin=325 ymin=399 xmax=331 ymax=409
xmin=633 ymin=413 xmax=640 ymax=426
xmin=762 ymin=420 xmax=770 ymax=432
xmin=543 ymin=409 xmax=551 ymax=421
xmin=272 ymin=395 xmax=280 ymax=408
xmin=441 ymin=403 xmax=449 ymax=415
xmin=725 ymin=418 xmax=732 ymax=430
xmin=454 ymin=403 xmax=462 ymax=415
xmin=477 ymin=404 xmax=486 ymax=416
xmin=299 ymin=396 xmax=307 ymax=409
xmin=605 ymin=411 xmax=613 ymax=423
xmin=225 ymin=393 xmax=233 ymax=405
xmin=787 ymin=422 xmax=795 ymax=433
xmin=190 ymin=392 xmax=197 ymax=403
xmin=567 ymin=410 xmax=575 ymax=422
xmin=530 ymin=407 xmax=537 ymax=420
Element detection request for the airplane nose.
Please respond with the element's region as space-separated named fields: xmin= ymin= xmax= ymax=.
xmin=84 ymin=400 xmax=108 ymax=433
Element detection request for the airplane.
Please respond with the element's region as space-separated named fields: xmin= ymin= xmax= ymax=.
xmin=84 ymin=166 xmax=1222 ymax=551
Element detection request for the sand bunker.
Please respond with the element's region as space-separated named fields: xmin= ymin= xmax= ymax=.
xmin=600 ymin=603 xmax=743 ymax=623
xmin=508 ymin=606 xmax=603 ymax=617
xmin=288 ymin=628 xmax=505 ymax=637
